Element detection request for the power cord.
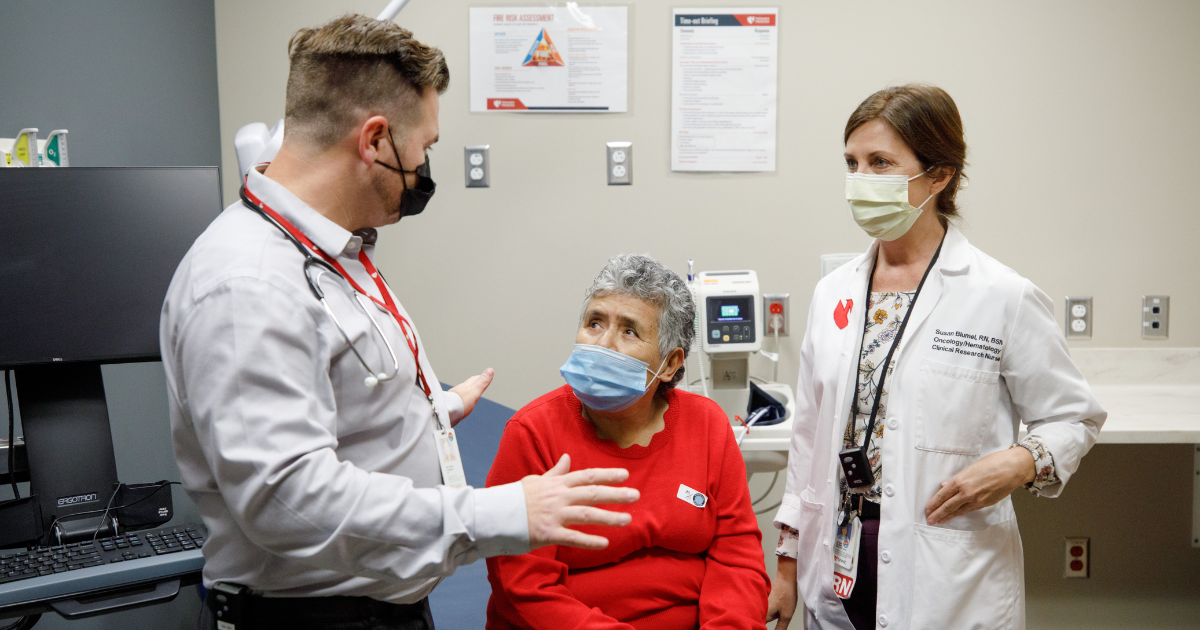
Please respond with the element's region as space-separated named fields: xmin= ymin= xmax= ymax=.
xmin=750 ymin=471 xmax=779 ymax=506
xmin=773 ymin=324 xmax=781 ymax=383
xmin=751 ymin=472 xmax=783 ymax=515
xmin=89 ymin=486 xmax=123 ymax=544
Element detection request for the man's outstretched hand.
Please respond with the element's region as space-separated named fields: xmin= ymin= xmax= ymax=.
xmin=449 ymin=368 xmax=494 ymax=426
xmin=522 ymin=454 xmax=639 ymax=550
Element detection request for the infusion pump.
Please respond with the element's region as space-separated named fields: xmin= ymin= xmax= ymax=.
xmin=696 ymin=271 xmax=761 ymax=355
xmin=689 ymin=269 xmax=791 ymax=473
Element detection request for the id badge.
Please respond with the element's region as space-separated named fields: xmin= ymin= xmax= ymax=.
xmin=676 ymin=484 xmax=708 ymax=508
xmin=832 ymin=516 xmax=861 ymax=599
xmin=433 ymin=428 xmax=467 ymax=488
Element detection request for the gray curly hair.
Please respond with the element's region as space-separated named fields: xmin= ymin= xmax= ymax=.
xmin=579 ymin=254 xmax=695 ymax=391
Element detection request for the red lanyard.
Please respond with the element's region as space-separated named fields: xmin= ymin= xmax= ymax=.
xmin=243 ymin=184 xmax=434 ymax=399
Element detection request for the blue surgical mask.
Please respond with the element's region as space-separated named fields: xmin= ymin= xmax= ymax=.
xmin=559 ymin=344 xmax=669 ymax=413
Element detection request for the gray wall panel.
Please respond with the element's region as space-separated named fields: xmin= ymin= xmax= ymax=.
xmin=0 ymin=0 xmax=221 ymax=168
xmin=1 ymin=1 xmax=219 ymax=628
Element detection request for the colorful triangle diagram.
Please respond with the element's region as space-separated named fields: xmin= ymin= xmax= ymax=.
xmin=522 ymin=29 xmax=564 ymax=67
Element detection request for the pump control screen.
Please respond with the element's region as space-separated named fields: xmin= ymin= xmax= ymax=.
xmin=707 ymin=296 xmax=755 ymax=344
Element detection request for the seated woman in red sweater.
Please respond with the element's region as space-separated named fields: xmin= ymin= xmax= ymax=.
xmin=486 ymin=254 xmax=770 ymax=630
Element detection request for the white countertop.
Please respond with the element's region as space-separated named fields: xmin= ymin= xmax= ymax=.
xmin=1025 ymin=348 xmax=1200 ymax=445
xmin=1086 ymin=384 xmax=1200 ymax=444
xmin=729 ymin=349 xmax=1200 ymax=450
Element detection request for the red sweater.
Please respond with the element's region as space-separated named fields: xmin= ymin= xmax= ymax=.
xmin=485 ymin=385 xmax=769 ymax=630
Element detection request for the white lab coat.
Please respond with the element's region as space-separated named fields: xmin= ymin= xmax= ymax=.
xmin=775 ymin=227 xmax=1105 ymax=630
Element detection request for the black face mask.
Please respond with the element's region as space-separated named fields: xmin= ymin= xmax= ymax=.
xmin=376 ymin=129 xmax=436 ymax=218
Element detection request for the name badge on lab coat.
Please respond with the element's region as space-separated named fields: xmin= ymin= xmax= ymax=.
xmin=832 ymin=516 xmax=861 ymax=599
xmin=434 ymin=428 xmax=467 ymax=488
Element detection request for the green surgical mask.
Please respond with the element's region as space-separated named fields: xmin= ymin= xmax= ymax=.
xmin=845 ymin=171 xmax=935 ymax=241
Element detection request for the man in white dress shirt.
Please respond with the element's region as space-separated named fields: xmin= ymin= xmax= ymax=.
xmin=161 ymin=15 xmax=638 ymax=630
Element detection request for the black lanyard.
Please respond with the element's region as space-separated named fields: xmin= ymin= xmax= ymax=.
xmin=847 ymin=234 xmax=946 ymax=453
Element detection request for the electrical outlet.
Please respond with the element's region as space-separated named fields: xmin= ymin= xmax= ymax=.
xmin=606 ymin=142 xmax=632 ymax=185
xmin=1065 ymin=297 xmax=1092 ymax=339
xmin=464 ymin=145 xmax=490 ymax=188
xmin=821 ymin=253 xmax=859 ymax=278
xmin=763 ymin=294 xmax=790 ymax=336
xmin=1063 ymin=537 xmax=1089 ymax=578
xmin=1142 ymin=295 xmax=1169 ymax=339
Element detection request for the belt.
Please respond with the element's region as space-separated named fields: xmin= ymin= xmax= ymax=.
xmin=205 ymin=588 xmax=432 ymax=629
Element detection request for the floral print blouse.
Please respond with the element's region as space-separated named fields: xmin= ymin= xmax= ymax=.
xmin=776 ymin=292 xmax=1059 ymax=559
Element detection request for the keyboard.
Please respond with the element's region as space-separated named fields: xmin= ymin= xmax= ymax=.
xmin=0 ymin=524 xmax=207 ymax=586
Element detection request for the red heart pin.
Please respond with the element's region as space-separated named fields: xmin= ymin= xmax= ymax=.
xmin=833 ymin=299 xmax=853 ymax=330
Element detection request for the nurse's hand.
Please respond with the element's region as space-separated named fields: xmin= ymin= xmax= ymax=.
xmin=767 ymin=557 xmax=798 ymax=629
xmin=522 ymin=454 xmax=639 ymax=550
xmin=448 ymin=368 xmax=494 ymax=426
xmin=925 ymin=447 xmax=1036 ymax=525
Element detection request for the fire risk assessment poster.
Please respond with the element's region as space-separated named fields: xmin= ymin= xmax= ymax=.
xmin=671 ymin=8 xmax=779 ymax=171
xmin=469 ymin=6 xmax=628 ymax=112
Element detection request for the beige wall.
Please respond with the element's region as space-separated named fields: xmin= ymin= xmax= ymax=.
xmin=217 ymin=0 xmax=1200 ymax=410
xmin=214 ymin=1 xmax=1200 ymax=627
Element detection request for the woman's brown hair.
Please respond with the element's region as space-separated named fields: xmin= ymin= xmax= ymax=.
xmin=845 ymin=84 xmax=968 ymax=225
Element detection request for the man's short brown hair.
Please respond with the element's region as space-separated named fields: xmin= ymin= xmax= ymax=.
xmin=285 ymin=14 xmax=450 ymax=148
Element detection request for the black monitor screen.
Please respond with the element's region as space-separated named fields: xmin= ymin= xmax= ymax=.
xmin=0 ymin=167 xmax=222 ymax=368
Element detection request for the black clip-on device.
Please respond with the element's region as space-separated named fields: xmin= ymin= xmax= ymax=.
xmin=210 ymin=582 xmax=250 ymax=629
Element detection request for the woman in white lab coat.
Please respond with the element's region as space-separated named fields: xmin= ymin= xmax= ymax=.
xmin=766 ymin=84 xmax=1106 ymax=630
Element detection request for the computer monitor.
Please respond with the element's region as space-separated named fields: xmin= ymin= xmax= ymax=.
xmin=0 ymin=167 xmax=222 ymax=368
xmin=0 ymin=167 xmax=222 ymax=544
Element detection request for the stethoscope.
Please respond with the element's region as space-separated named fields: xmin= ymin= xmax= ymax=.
xmin=240 ymin=185 xmax=400 ymax=388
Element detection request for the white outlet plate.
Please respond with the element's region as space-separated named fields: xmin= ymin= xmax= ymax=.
xmin=1065 ymin=296 xmax=1092 ymax=339
xmin=1063 ymin=537 xmax=1089 ymax=578
xmin=464 ymin=145 xmax=490 ymax=188
xmin=821 ymin=253 xmax=859 ymax=278
xmin=1142 ymin=295 xmax=1169 ymax=339
xmin=606 ymin=142 xmax=632 ymax=185
xmin=763 ymin=294 xmax=790 ymax=337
